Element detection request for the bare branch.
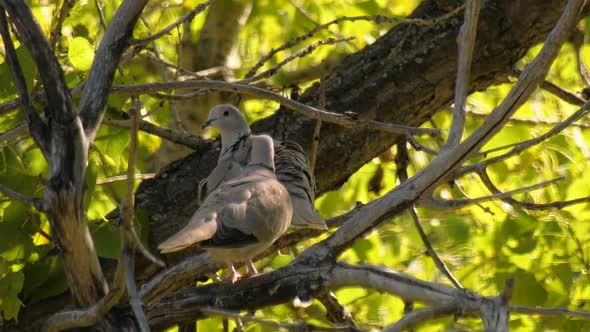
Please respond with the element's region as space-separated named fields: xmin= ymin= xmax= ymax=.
xmin=111 ymin=80 xmax=440 ymax=137
xmin=2 ymin=0 xmax=76 ymax=127
xmin=245 ymin=5 xmax=465 ymax=78
xmin=316 ymin=291 xmax=358 ymax=328
xmin=49 ymin=0 xmax=75 ymax=49
xmin=410 ymin=206 xmax=463 ymax=289
xmin=240 ymin=36 xmax=354 ymax=84
xmin=44 ymin=287 xmax=125 ymax=332
xmin=78 ymin=0 xmax=149 ymax=143
xmin=445 ymin=0 xmax=480 ymax=147
xmin=511 ymin=305 xmax=590 ymax=319
xmin=294 ymin=0 xmax=584 ymax=261
xmin=131 ymin=0 xmax=212 ymax=46
xmin=103 ymin=118 xmax=205 ymax=149
xmin=0 ymin=182 xmax=45 ymax=211
xmin=382 ymin=302 xmax=458 ymax=332
xmin=459 ymin=98 xmax=590 ymax=176
xmin=139 ymin=52 xmax=226 ymax=79
xmin=424 ymin=176 xmax=564 ymax=209
xmin=97 ymin=173 xmax=156 ymax=185
xmin=0 ymin=7 xmax=50 ymax=157
xmin=477 ymin=169 xmax=590 ymax=210
xmin=512 ymin=68 xmax=586 ymax=106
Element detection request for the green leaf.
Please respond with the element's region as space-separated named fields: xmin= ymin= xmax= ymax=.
xmin=0 ymin=215 xmax=33 ymax=262
xmin=68 ymin=37 xmax=94 ymax=71
xmin=25 ymin=255 xmax=69 ymax=304
xmin=0 ymin=270 xmax=24 ymax=320
xmin=91 ymin=223 xmax=121 ymax=259
xmin=446 ymin=216 xmax=471 ymax=244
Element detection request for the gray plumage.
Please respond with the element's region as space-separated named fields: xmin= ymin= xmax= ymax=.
xmin=159 ymin=135 xmax=292 ymax=282
xmin=198 ymin=104 xmax=327 ymax=230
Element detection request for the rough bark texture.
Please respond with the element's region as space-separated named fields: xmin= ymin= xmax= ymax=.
xmin=138 ymin=0 xmax=575 ymax=250
xmin=8 ymin=0 xmax=587 ymax=330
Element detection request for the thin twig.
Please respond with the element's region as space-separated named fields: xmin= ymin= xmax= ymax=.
xmin=0 ymin=123 xmax=28 ymax=143
xmin=382 ymin=302 xmax=458 ymax=332
xmin=244 ymin=5 xmax=465 ymax=78
xmin=95 ymin=0 xmax=108 ymax=32
xmin=103 ymin=118 xmax=204 ymax=149
xmin=139 ymin=52 xmax=226 ymax=79
xmin=0 ymin=182 xmax=45 ymax=211
xmin=511 ymin=305 xmax=590 ymax=319
xmin=240 ymin=36 xmax=354 ymax=84
xmin=424 ymin=176 xmax=565 ymax=209
xmin=97 ymin=173 xmax=156 ymax=184
xmin=477 ymin=169 xmax=590 ymax=210
xmin=310 ymin=71 xmax=325 ymax=171
xmin=316 ymin=291 xmax=358 ymax=328
xmin=131 ymin=0 xmax=213 ymax=45
xmin=459 ymin=99 xmax=590 ymax=176
xmin=409 ymin=206 xmax=463 ymax=289
xmin=121 ymin=103 xmax=165 ymax=269
xmin=512 ymin=68 xmax=586 ymax=106
xmin=200 ymin=307 xmax=353 ymax=332
xmin=111 ymin=80 xmax=440 ymax=136
xmin=48 ymin=0 xmax=74 ymax=49
xmin=445 ymin=0 xmax=480 ymax=148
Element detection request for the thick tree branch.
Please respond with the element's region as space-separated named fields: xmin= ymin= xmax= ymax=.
xmin=295 ymin=0 xmax=584 ymax=265
xmin=78 ymin=0 xmax=148 ymax=143
xmin=0 ymin=8 xmax=50 ymax=157
xmin=1 ymin=0 xmax=75 ymax=126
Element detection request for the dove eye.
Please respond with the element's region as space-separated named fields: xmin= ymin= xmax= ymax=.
xmin=223 ymin=111 xmax=229 ymax=116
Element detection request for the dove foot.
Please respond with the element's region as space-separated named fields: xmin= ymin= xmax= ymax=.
xmin=225 ymin=265 xmax=242 ymax=283
xmin=243 ymin=260 xmax=259 ymax=277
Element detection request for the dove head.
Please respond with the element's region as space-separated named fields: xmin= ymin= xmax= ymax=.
xmin=248 ymin=135 xmax=275 ymax=172
xmin=201 ymin=104 xmax=251 ymax=138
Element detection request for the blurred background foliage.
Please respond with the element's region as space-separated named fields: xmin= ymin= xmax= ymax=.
xmin=0 ymin=0 xmax=589 ymax=331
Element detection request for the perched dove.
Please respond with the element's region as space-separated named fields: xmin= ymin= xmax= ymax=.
xmin=158 ymin=135 xmax=292 ymax=282
xmin=198 ymin=104 xmax=327 ymax=230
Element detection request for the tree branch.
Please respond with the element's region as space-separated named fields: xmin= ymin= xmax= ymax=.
xmin=111 ymin=80 xmax=440 ymax=137
xmin=477 ymin=168 xmax=590 ymax=210
xmin=0 ymin=7 xmax=50 ymax=158
xmin=244 ymin=5 xmax=465 ymax=78
xmin=0 ymin=182 xmax=45 ymax=211
xmin=459 ymin=98 xmax=590 ymax=176
xmin=410 ymin=206 xmax=463 ymax=289
xmin=382 ymin=302 xmax=459 ymax=332
xmin=130 ymin=0 xmax=212 ymax=46
xmin=445 ymin=0 xmax=480 ymax=148
xmin=78 ymin=0 xmax=149 ymax=143
xmin=294 ymin=0 xmax=584 ymax=264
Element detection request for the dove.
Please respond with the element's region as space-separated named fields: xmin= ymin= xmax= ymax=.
xmin=198 ymin=104 xmax=327 ymax=230
xmin=158 ymin=134 xmax=293 ymax=282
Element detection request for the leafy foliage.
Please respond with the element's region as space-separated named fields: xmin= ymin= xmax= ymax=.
xmin=0 ymin=0 xmax=589 ymax=331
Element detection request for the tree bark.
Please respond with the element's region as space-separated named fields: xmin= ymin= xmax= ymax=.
xmin=9 ymin=0 xmax=589 ymax=329
xmin=138 ymin=0 xmax=581 ymax=248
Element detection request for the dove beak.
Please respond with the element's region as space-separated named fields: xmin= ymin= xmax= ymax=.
xmin=201 ymin=118 xmax=215 ymax=129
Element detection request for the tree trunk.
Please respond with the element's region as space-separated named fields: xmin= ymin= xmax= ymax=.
xmin=10 ymin=0 xmax=588 ymax=329
xmin=138 ymin=0 xmax=578 ymax=248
